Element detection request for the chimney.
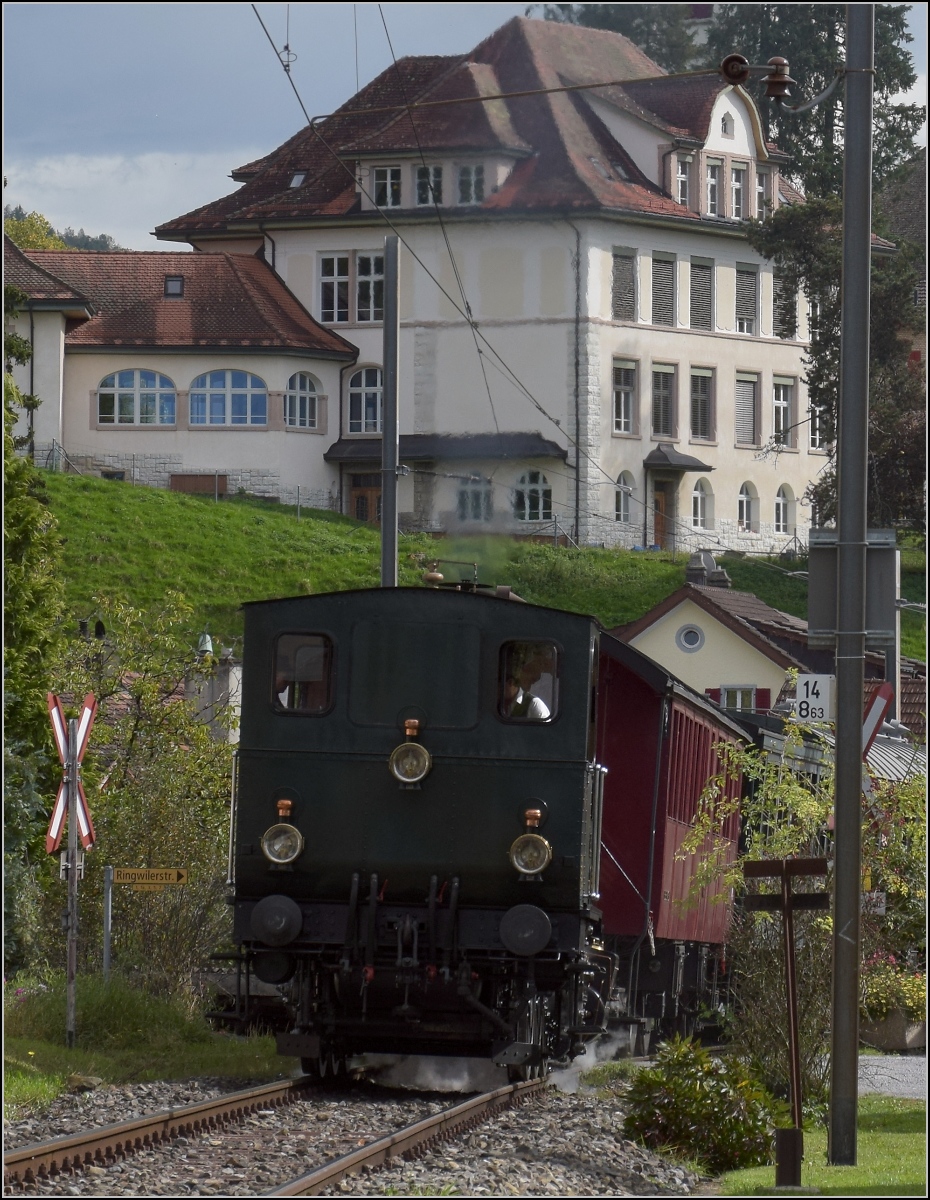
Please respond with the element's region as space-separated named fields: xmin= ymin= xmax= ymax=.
xmin=706 ymin=567 xmax=733 ymax=589
xmin=685 ymin=552 xmax=708 ymax=586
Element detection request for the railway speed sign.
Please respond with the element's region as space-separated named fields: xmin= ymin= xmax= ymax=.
xmin=795 ymin=675 xmax=835 ymax=721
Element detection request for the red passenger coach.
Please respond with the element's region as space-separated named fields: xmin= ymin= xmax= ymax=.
xmin=595 ymin=634 xmax=746 ymax=1048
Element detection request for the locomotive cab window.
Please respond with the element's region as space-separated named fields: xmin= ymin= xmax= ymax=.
xmin=499 ymin=640 xmax=559 ymax=722
xmin=273 ymin=634 xmax=334 ymax=714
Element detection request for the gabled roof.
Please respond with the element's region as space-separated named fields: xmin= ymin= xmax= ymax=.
xmin=156 ymin=16 xmax=771 ymax=240
xmin=16 ymin=249 xmax=357 ymax=358
xmin=611 ymin=582 xmax=807 ymax=672
xmin=4 ymin=236 xmax=95 ymax=316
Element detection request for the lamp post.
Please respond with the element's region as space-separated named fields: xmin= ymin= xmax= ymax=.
xmin=720 ymin=5 xmax=875 ymax=1165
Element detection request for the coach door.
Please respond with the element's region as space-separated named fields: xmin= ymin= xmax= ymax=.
xmin=349 ymin=473 xmax=382 ymax=524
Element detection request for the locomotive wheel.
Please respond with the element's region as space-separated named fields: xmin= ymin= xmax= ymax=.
xmin=507 ymin=994 xmax=548 ymax=1083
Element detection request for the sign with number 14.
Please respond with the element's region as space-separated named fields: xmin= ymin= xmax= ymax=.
xmin=795 ymin=675 xmax=835 ymax=721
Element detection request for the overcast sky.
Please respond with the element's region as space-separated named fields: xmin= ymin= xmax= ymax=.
xmin=3 ymin=2 xmax=926 ymax=251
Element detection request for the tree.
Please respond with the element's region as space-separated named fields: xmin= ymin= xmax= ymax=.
xmin=4 ymin=207 xmax=69 ymax=250
xmin=531 ymin=4 xmax=698 ymax=74
xmin=744 ymin=195 xmax=925 ymax=530
xmin=704 ymin=5 xmax=924 ymax=197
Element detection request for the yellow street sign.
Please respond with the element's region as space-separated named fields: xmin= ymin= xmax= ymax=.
xmin=113 ymin=868 xmax=188 ymax=885
xmin=131 ymin=884 xmax=166 ymax=892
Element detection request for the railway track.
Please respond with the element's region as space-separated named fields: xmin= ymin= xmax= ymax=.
xmin=3 ymin=1077 xmax=545 ymax=1196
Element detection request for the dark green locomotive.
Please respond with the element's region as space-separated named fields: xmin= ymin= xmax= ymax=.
xmin=231 ymin=585 xmax=613 ymax=1077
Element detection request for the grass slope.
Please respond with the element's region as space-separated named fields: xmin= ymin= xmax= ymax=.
xmin=42 ymin=472 xmax=925 ymax=660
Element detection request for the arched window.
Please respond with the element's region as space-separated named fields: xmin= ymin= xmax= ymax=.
xmin=721 ymin=113 xmax=733 ymax=136
xmin=348 ymin=367 xmax=382 ymax=434
xmin=285 ymin=373 xmax=318 ymax=428
xmin=615 ymin=472 xmax=635 ymax=523
xmin=514 ymin=471 xmax=552 ymax=522
xmin=775 ymin=485 xmax=793 ymax=534
xmin=457 ymin=478 xmax=492 ymax=522
xmin=189 ymin=370 xmax=267 ymax=426
xmin=97 ymin=370 xmax=176 ymax=426
xmin=738 ymin=482 xmax=758 ymax=532
xmin=692 ymin=478 xmax=712 ymax=529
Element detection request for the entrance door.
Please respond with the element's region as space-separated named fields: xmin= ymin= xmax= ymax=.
xmin=653 ymin=484 xmax=668 ymax=549
xmin=350 ymin=473 xmax=382 ymax=524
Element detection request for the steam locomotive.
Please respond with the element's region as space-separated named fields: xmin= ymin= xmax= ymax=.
xmin=225 ymin=581 xmax=745 ymax=1076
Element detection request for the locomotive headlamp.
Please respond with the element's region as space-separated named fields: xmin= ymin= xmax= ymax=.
xmin=261 ymin=822 xmax=304 ymax=865
xmin=509 ymin=833 xmax=552 ymax=875
xmin=388 ymin=741 xmax=432 ymax=784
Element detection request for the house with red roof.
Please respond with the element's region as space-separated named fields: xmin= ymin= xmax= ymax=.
xmin=12 ymin=17 xmax=844 ymax=538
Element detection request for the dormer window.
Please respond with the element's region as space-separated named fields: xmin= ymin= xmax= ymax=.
xmin=721 ymin=113 xmax=734 ymax=137
xmin=164 ymin=275 xmax=184 ymax=297
xmin=458 ymin=164 xmax=485 ymax=205
xmin=373 ymin=166 xmax=402 ymax=208
xmin=290 ymin=172 xmax=307 ymax=188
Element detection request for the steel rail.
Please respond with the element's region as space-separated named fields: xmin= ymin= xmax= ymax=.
xmin=3 ymin=1077 xmax=312 ymax=1186
xmin=265 ymin=1079 xmax=546 ymax=1197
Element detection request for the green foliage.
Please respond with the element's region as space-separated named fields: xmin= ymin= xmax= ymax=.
xmin=532 ymin=4 xmax=698 ymax=72
xmin=622 ymin=1037 xmax=787 ymax=1174
xmin=705 ymin=5 xmax=924 ymax=198
xmin=860 ymin=954 xmax=926 ymax=1022
xmin=3 ymin=208 xmax=69 ymax=250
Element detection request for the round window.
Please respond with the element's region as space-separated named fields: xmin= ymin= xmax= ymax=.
xmin=675 ymin=624 xmax=705 ymax=653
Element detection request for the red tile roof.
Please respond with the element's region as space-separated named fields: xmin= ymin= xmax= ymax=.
xmin=156 ymin=16 xmax=755 ymax=239
xmin=18 ymin=249 xmax=357 ymax=357
xmin=4 ymin=236 xmax=94 ymax=310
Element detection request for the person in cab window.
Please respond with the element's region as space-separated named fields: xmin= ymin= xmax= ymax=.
xmin=503 ymin=673 xmax=551 ymax=721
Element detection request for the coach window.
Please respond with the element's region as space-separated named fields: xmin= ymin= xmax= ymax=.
xmin=273 ymin=634 xmax=334 ymax=714
xmin=499 ymin=640 xmax=559 ymax=723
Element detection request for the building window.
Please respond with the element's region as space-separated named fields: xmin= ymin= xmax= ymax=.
xmin=773 ymin=380 xmax=794 ymax=445
xmin=706 ymin=161 xmax=722 ymax=215
xmin=189 ymin=371 xmax=267 ymax=426
xmin=289 ymin=172 xmax=307 ymax=188
xmin=651 ymin=366 xmax=675 ymax=437
xmin=416 ymin=165 xmax=443 ymax=205
xmin=373 ymin=166 xmax=402 ymax=208
xmin=613 ymin=360 xmax=636 ymax=433
xmin=615 ymin=472 xmax=635 ymax=523
xmin=690 ymin=259 xmax=713 ymax=330
xmin=735 ymin=266 xmax=757 ymax=334
xmin=722 ymin=686 xmax=756 ymax=712
xmin=356 ymin=254 xmax=384 ymax=322
xmin=810 ymin=402 xmax=828 ymax=449
xmin=164 ymin=275 xmax=184 ymax=297
xmin=98 ymin=369 xmax=177 ymax=426
xmin=458 ymin=164 xmax=485 ymax=204
xmin=514 ymin=471 xmax=552 ymax=521
xmin=731 ymin=165 xmax=747 ymax=219
xmin=735 ymin=373 xmax=758 ymax=445
xmin=321 ymin=255 xmax=350 ymax=322
xmin=611 ymin=252 xmax=636 ymax=321
xmin=692 ymin=478 xmax=711 ymax=529
xmin=676 ymin=156 xmax=691 ymax=207
xmin=347 ymin=367 xmax=383 ymax=434
xmin=690 ymin=369 xmax=714 ymax=440
xmin=457 ymin=478 xmax=493 ymax=522
xmin=652 ymin=255 xmax=675 ymax=325
xmin=721 ymin=113 xmax=734 ymax=137
xmin=775 ymin=485 xmax=792 ymax=533
xmin=756 ymin=170 xmax=769 ymax=215
xmin=285 ymin=373 xmax=318 ymax=429
xmin=738 ymin=482 xmax=758 ymax=532
xmin=773 ymin=275 xmax=797 ymax=339
xmin=675 ymin=624 xmax=705 ymax=653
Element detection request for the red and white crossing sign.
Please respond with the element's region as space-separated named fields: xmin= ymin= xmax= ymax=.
xmin=861 ymin=682 xmax=894 ymax=758
xmin=46 ymin=693 xmax=97 ymax=854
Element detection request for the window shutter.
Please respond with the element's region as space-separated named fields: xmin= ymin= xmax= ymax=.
xmin=690 ymin=373 xmax=711 ymax=439
xmin=705 ymin=688 xmax=722 ymax=704
xmin=735 ymin=377 xmax=757 ymax=444
xmin=773 ymin=276 xmax=796 ymax=339
xmin=756 ymin=688 xmax=771 ymax=712
xmin=690 ymin=262 xmax=712 ymax=329
xmin=612 ymin=254 xmax=635 ymax=321
xmin=652 ymin=258 xmax=675 ymax=325
xmin=735 ymin=269 xmax=757 ymax=322
xmin=652 ymin=370 xmax=674 ymax=436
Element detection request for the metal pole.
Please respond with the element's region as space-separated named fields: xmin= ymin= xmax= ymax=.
xmin=829 ymin=3 xmax=874 ymax=1166
xmin=297 ymin=485 xmax=301 ymax=523
xmin=215 ymin=471 xmax=219 ymax=504
xmin=103 ymin=865 xmax=113 ymax=982
xmin=66 ymin=718 xmax=79 ymax=1047
xmin=381 ymin=234 xmax=400 ymax=587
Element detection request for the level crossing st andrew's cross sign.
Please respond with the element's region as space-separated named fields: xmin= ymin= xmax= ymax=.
xmin=46 ymin=693 xmax=97 ymax=853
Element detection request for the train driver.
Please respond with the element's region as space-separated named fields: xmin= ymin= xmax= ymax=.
xmin=503 ymin=673 xmax=551 ymax=721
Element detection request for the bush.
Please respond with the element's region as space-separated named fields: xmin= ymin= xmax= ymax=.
xmin=861 ymin=954 xmax=927 ymax=1022
xmin=622 ymin=1037 xmax=788 ymax=1174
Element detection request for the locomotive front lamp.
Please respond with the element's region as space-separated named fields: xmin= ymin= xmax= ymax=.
xmin=509 ymin=833 xmax=552 ymax=876
xmin=388 ymin=741 xmax=432 ymax=784
xmin=261 ymin=823 xmax=305 ymax=865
